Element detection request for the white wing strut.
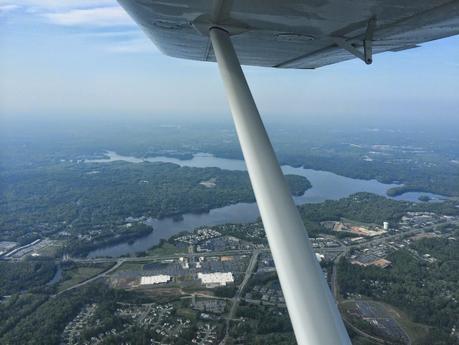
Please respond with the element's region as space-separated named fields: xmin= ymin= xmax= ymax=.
xmin=210 ymin=27 xmax=351 ymax=345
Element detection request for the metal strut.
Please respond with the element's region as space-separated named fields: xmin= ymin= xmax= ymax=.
xmin=334 ymin=17 xmax=376 ymax=65
xmin=209 ymin=26 xmax=351 ymax=345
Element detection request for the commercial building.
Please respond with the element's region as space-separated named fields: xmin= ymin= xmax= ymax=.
xmin=140 ymin=275 xmax=171 ymax=285
xmin=351 ymin=255 xmax=392 ymax=268
xmin=198 ymin=272 xmax=234 ymax=288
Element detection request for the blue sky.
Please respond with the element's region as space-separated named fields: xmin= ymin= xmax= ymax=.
xmin=1 ymin=0 xmax=458 ymax=125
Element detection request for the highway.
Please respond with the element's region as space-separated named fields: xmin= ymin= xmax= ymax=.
xmin=54 ymin=249 xmax=265 ymax=297
xmin=54 ymin=260 xmax=122 ymax=296
xmin=70 ymin=248 xmax=267 ymax=264
xmin=45 ymin=223 xmax=429 ymax=300
xmin=50 ymin=223 xmax=450 ymax=345
xmin=220 ymin=249 xmax=260 ymax=345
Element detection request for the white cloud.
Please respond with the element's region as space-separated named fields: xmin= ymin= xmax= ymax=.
xmin=105 ymin=38 xmax=158 ymax=53
xmin=0 ymin=1 xmax=132 ymax=27
xmin=0 ymin=0 xmax=116 ymax=10
xmin=0 ymin=1 xmax=131 ymax=26
xmin=0 ymin=0 xmax=152 ymax=54
xmin=0 ymin=4 xmax=19 ymax=14
xmin=43 ymin=7 xmax=134 ymax=27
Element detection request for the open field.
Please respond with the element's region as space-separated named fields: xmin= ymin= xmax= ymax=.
xmin=147 ymin=242 xmax=188 ymax=257
xmin=110 ymin=261 xmax=149 ymax=273
xmin=57 ymin=264 xmax=113 ymax=292
xmin=35 ymin=240 xmax=64 ymax=258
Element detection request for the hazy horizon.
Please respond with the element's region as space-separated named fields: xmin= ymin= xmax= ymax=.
xmin=1 ymin=0 xmax=459 ymax=125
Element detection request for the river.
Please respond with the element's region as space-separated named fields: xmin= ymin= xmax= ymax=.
xmin=47 ymin=265 xmax=63 ymax=285
xmin=86 ymin=151 xmax=446 ymax=258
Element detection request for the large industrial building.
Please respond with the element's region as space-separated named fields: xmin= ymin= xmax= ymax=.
xmin=140 ymin=275 xmax=171 ymax=285
xmin=198 ymin=272 xmax=234 ymax=288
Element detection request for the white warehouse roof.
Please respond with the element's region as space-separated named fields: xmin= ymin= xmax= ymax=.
xmin=140 ymin=275 xmax=171 ymax=285
xmin=198 ymin=272 xmax=234 ymax=286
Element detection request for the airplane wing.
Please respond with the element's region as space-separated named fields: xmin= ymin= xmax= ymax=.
xmin=117 ymin=0 xmax=459 ymax=68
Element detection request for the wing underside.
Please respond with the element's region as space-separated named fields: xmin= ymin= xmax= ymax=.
xmin=118 ymin=0 xmax=459 ymax=68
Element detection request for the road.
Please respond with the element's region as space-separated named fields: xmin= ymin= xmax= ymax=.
xmin=71 ymin=248 xmax=267 ymax=264
xmin=220 ymin=249 xmax=260 ymax=345
xmin=50 ymin=224 xmax=431 ymax=300
xmin=50 ymin=235 xmax=375 ymax=301
xmin=54 ymin=260 xmax=122 ymax=296
xmin=54 ymin=249 xmax=265 ymax=297
xmin=331 ymin=249 xmax=347 ymax=301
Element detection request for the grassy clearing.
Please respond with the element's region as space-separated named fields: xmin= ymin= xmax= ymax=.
xmin=176 ymin=307 xmax=197 ymax=321
xmin=111 ymin=261 xmax=147 ymax=273
xmin=340 ymin=217 xmax=381 ymax=228
xmin=147 ymin=242 xmax=187 ymax=257
xmin=36 ymin=241 xmax=64 ymax=258
xmin=57 ymin=264 xmax=112 ymax=292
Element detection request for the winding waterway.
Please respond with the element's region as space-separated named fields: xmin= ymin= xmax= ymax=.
xmin=86 ymin=151 xmax=446 ymax=258
xmin=47 ymin=265 xmax=63 ymax=285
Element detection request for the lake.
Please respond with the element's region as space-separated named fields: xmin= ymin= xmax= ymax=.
xmin=86 ymin=151 xmax=446 ymax=258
